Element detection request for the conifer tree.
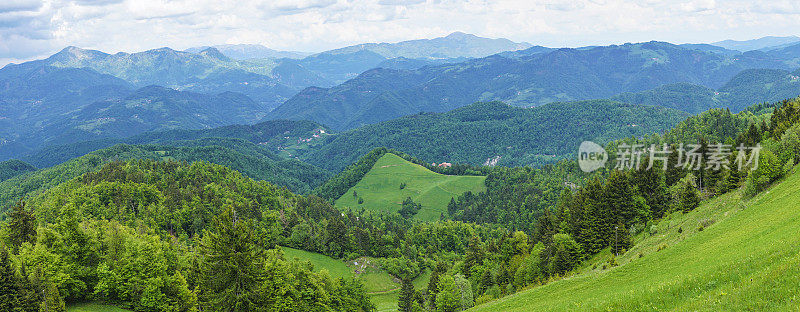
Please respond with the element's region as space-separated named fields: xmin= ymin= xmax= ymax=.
xmin=0 ymin=246 xmax=18 ymax=312
xmin=8 ymin=200 xmax=37 ymax=250
xmin=398 ymin=278 xmax=415 ymax=312
xmin=198 ymin=206 xmax=266 ymax=312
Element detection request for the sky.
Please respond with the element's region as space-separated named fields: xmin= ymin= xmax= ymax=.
xmin=2 ymin=0 xmax=800 ymax=65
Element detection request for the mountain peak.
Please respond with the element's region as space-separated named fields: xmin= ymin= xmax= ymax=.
xmin=48 ymin=46 xmax=108 ymax=63
xmin=444 ymin=31 xmax=476 ymax=40
xmin=199 ymin=47 xmax=230 ymax=61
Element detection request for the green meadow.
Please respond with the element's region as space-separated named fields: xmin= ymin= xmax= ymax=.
xmin=281 ymin=247 xmax=431 ymax=311
xmin=472 ymin=167 xmax=800 ymax=311
xmin=335 ymin=153 xmax=486 ymax=221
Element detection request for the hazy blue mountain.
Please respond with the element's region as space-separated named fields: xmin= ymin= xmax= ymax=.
xmin=608 ymin=68 xmax=800 ymax=113
xmin=3 ymin=46 xmax=310 ymax=108
xmin=293 ymin=50 xmax=389 ymax=84
xmin=0 ymin=77 xmax=272 ymax=160
xmin=38 ymin=86 xmax=269 ymax=145
xmin=23 ymin=119 xmax=327 ymax=167
xmin=325 ymin=32 xmax=532 ymax=59
xmin=269 ymin=41 xmax=796 ymax=130
xmin=679 ymin=43 xmax=740 ymax=55
xmin=611 ymin=83 xmax=722 ymax=114
xmin=375 ymin=56 xmax=471 ymax=70
xmin=764 ymin=42 xmax=800 ymax=68
xmin=718 ymin=68 xmax=800 ymax=111
xmin=712 ymin=36 xmax=800 ymax=52
xmin=0 ymin=65 xmax=133 ymax=159
xmin=185 ymin=44 xmax=310 ymax=60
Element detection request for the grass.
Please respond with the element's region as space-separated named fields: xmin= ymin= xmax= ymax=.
xmin=471 ymin=167 xmax=800 ymax=311
xmin=282 ymin=246 xmax=353 ymax=278
xmin=281 ymin=246 xmax=431 ymax=312
xmin=67 ymin=302 xmax=129 ymax=312
xmin=335 ymin=153 xmax=486 ymax=221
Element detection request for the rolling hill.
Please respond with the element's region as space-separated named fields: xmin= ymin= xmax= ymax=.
xmin=334 ymin=153 xmax=486 ymax=221
xmin=471 ymin=167 xmax=800 ymax=311
xmin=303 ymin=100 xmax=690 ymax=171
xmin=0 ymin=160 xmax=36 ymax=182
xmin=0 ymin=143 xmax=330 ymax=208
xmin=19 ymin=119 xmax=329 ymax=168
xmin=610 ymin=68 xmax=800 ymax=113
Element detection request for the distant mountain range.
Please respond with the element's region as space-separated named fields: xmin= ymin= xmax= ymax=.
xmin=712 ymin=36 xmax=800 ymax=52
xmin=3 ymin=34 xmax=800 ymax=164
xmin=270 ymin=41 xmax=800 ymax=130
xmin=185 ymin=44 xmax=311 ymax=60
xmin=323 ymin=31 xmax=532 ymax=59
xmin=0 ymin=65 xmax=272 ymax=158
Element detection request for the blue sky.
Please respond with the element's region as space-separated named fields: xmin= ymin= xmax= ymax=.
xmin=1 ymin=0 xmax=799 ymax=65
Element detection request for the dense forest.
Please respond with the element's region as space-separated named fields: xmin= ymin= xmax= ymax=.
xmin=2 ymin=94 xmax=797 ymax=311
xmin=305 ymin=100 xmax=688 ymax=171
xmin=0 ymin=160 xmax=36 ymax=183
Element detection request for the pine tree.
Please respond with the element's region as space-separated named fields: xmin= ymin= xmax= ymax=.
xmin=198 ymin=206 xmax=266 ymax=312
xmin=633 ymin=160 xmax=669 ymax=218
xmin=8 ymin=200 xmax=37 ymax=250
xmin=0 ymin=246 xmax=18 ymax=312
xmin=398 ymin=278 xmax=415 ymax=312
xmin=39 ymin=282 xmax=65 ymax=312
xmin=447 ymin=198 xmax=458 ymax=216
xmin=16 ymin=264 xmax=40 ymax=312
xmin=665 ymin=144 xmax=685 ymax=187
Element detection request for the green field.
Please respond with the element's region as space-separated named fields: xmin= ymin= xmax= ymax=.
xmin=472 ymin=167 xmax=800 ymax=311
xmin=281 ymin=246 xmax=430 ymax=311
xmin=67 ymin=302 xmax=129 ymax=312
xmin=335 ymin=153 xmax=486 ymax=221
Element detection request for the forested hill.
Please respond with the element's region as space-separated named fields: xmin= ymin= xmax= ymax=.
xmin=22 ymin=119 xmax=328 ymax=168
xmin=269 ymin=41 xmax=800 ymax=130
xmin=302 ymin=100 xmax=689 ymax=171
xmin=0 ymin=143 xmax=329 ymax=208
xmin=611 ymin=68 xmax=800 ymax=113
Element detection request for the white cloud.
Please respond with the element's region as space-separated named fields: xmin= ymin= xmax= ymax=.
xmin=1 ymin=0 xmax=800 ymax=66
xmin=0 ymin=0 xmax=42 ymax=13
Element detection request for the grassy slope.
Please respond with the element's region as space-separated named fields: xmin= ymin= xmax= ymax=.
xmin=473 ymin=168 xmax=800 ymax=311
xmin=281 ymin=246 xmax=430 ymax=312
xmin=335 ymin=153 xmax=486 ymax=221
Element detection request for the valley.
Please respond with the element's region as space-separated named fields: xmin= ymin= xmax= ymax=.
xmin=2 ymin=19 xmax=800 ymax=312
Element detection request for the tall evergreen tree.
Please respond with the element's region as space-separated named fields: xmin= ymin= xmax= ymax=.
xmin=0 ymin=246 xmax=18 ymax=312
xmin=198 ymin=206 xmax=266 ymax=312
xmin=398 ymin=278 xmax=415 ymax=312
xmin=15 ymin=264 xmax=40 ymax=312
xmin=8 ymin=201 xmax=37 ymax=250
